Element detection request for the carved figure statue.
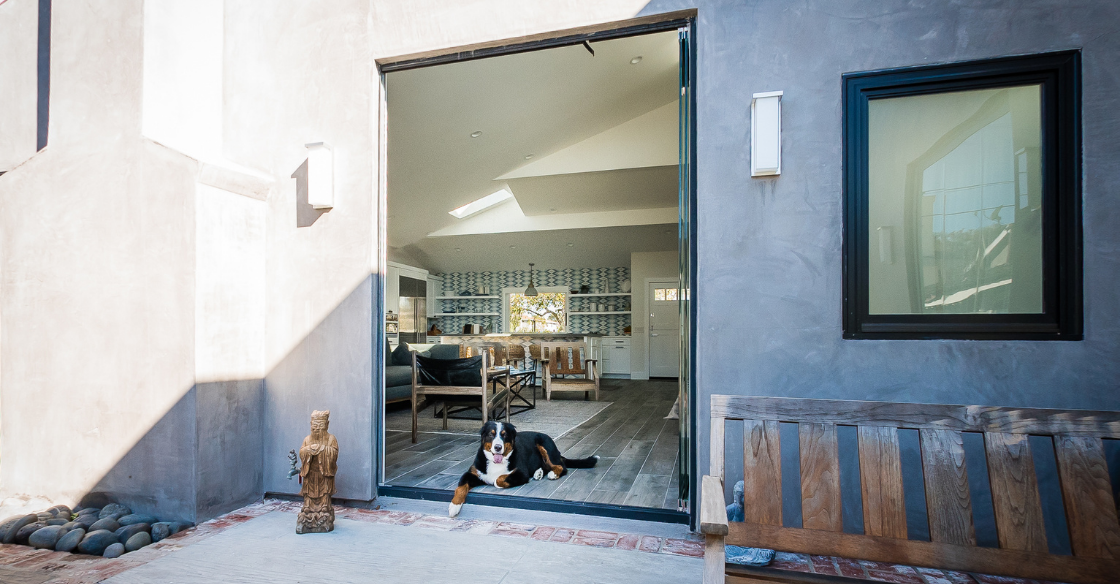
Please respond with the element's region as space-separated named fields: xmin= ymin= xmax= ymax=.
xmin=297 ymin=410 xmax=338 ymax=534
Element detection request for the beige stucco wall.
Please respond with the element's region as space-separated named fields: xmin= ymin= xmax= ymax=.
xmin=0 ymin=0 xmax=38 ymax=171
xmin=0 ymin=0 xmax=653 ymax=516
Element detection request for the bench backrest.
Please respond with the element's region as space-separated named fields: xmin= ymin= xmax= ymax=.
xmin=710 ymin=395 xmax=1120 ymax=584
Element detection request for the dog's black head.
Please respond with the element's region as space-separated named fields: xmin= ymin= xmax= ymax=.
xmin=480 ymin=421 xmax=516 ymax=460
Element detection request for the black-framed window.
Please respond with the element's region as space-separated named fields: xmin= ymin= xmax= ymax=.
xmin=843 ymin=51 xmax=1081 ymax=340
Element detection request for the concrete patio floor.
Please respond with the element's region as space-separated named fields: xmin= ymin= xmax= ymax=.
xmin=0 ymin=497 xmax=701 ymax=583
xmin=105 ymin=510 xmax=701 ymax=584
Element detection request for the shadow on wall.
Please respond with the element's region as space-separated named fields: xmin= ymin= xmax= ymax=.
xmin=291 ymin=159 xmax=329 ymax=228
xmin=69 ymin=276 xmax=376 ymax=524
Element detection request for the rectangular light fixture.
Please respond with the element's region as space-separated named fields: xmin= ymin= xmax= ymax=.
xmin=448 ymin=188 xmax=513 ymax=219
xmin=305 ymin=142 xmax=334 ymax=209
xmin=751 ymin=91 xmax=783 ymax=177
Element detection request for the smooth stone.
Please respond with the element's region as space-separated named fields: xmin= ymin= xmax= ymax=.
xmin=49 ymin=505 xmax=73 ymax=517
xmin=15 ymin=523 xmax=44 ymax=545
xmin=115 ymin=523 xmax=150 ymax=542
xmin=89 ymin=517 xmax=120 ymax=533
xmin=118 ymin=514 xmax=157 ymax=526
xmin=29 ymin=525 xmax=65 ymax=549
xmin=74 ymin=514 xmax=98 ymax=528
xmin=77 ymin=507 xmax=100 ymax=516
xmin=55 ymin=528 xmax=85 ymax=552
xmin=124 ymin=531 xmax=151 ymax=552
xmin=150 ymin=523 xmax=171 ymax=542
xmin=36 ymin=513 xmax=52 ymax=521
xmin=77 ymin=530 xmax=117 ymax=555
xmin=62 ymin=521 xmax=80 ymax=531
xmin=45 ymin=518 xmax=68 ymax=526
xmin=103 ymin=543 xmax=125 ymax=558
xmin=99 ymin=504 xmax=130 ymax=519
xmin=0 ymin=514 xmax=36 ymax=544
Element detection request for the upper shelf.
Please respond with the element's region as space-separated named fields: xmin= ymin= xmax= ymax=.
xmin=439 ymin=295 xmax=500 ymax=300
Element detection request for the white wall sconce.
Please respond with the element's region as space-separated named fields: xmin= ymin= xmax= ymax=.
xmin=751 ymin=91 xmax=783 ymax=177
xmin=305 ymin=142 xmax=334 ymax=209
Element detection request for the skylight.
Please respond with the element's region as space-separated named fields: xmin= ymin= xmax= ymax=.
xmin=448 ymin=189 xmax=514 ymax=219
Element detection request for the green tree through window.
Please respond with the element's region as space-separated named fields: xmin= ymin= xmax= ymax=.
xmin=509 ymin=292 xmax=566 ymax=333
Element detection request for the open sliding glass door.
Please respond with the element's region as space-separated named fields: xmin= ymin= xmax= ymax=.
xmin=677 ymin=22 xmax=697 ymax=516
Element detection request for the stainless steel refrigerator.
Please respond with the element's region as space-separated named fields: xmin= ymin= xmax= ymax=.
xmin=398 ymin=276 xmax=427 ymax=344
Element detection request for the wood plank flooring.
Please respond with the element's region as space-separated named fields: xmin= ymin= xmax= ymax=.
xmin=383 ymin=378 xmax=682 ymax=510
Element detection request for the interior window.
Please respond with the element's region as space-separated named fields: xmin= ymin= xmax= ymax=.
xmin=508 ymin=292 xmax=566 ymax=333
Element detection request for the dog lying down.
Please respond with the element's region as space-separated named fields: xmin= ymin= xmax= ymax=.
xmin=448 ymin=421 xmax=599 ymax=517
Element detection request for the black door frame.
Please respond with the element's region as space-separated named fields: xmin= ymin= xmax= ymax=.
xmin=374 ymin=9 xmax=699 ymax=527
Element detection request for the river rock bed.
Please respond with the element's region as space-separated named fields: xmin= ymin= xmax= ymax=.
xmin=0 ymin=504 xmax=192 ymax=558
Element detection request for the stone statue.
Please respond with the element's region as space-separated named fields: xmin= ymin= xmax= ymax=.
xmin=296 ymin=410 xmax=338 ymax=534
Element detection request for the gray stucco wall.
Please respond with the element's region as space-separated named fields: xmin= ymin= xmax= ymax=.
xmin=195 ymin=380 xmax=264 ymax=520
xmin=634 ymin=0 xmax=1120 ymax=501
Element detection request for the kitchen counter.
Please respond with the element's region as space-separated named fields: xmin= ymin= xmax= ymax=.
xmin=433 ymin=332 xmax=617 ymax=338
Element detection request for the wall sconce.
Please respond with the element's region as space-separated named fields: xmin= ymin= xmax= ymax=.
xmin=750 ymin=91 xmax=783 ymax=177
xmin=305 ymin=142 xmax=334 ymax=209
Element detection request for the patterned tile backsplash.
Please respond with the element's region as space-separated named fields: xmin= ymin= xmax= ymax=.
xmin=433 ymin=267 xmax=632 ymax=336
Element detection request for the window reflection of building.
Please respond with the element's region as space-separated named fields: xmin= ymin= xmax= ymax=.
xmin=897 ymin=86 xmax=1043 ymax=315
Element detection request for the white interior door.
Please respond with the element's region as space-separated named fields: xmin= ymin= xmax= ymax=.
xmin=648 ymin=281 xmax=680 ymax=378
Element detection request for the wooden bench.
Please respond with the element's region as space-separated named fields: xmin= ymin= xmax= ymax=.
xmin=701 ymin=395 xmax=1120 ymax=584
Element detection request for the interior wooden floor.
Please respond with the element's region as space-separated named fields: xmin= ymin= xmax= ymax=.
xmin=383 ymin=378 xmax=681 ymax=510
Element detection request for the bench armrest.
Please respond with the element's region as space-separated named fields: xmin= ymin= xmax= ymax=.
xmin=700 ymin=475 xmax=729 ymax=536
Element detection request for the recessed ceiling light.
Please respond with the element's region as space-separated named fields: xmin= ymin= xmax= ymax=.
xmin=567 ymin=243 xmax=574 ymax=247
xmin=470 ymin=131 xmax=482 ymax=138
xmin=448 ymin=188 xmax=513 ymax=219
xmin=524 ymin=154 xmax=533 ymax=160
xmin=630 ymin=56 xmax=642 ymax=65
xmin=509 ymin=245 xmax=516 ymax=249
xmin=454 ymin=247 xmax=461 ymax=251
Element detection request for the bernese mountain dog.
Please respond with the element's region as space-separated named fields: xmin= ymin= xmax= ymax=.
xmin=448 ymin=420 xmax=599 ymax=517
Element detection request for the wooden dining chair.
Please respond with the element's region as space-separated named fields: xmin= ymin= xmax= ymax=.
xmin=540 ymin=341 xmax=599 ymax=401
xmin=410 ymin=351 xmax=508 ymax=443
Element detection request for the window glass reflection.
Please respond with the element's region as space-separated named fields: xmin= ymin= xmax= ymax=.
xmin=867 ymin=85 xmax=1043 ymax=315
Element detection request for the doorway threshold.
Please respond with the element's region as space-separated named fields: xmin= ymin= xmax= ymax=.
xmin=378 ymin=485 xmax=689 ymax=524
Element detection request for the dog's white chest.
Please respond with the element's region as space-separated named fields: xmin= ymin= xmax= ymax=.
xmin=479 ymin=456 xmax=510 ymax=486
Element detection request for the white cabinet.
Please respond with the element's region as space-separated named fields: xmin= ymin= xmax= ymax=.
xmin=386 ymin=265 xmax=400 ymax=318
xmin=426 ymin=275 xmax=442 ymax=317
xmin=600 ymin=336 xmax=631 ymax=376
xmin=386 ymin=261 xmax=429 ymax=316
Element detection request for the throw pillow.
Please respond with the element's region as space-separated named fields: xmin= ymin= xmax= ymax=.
xmin=391 ymin=342 xmax=413 ymax=366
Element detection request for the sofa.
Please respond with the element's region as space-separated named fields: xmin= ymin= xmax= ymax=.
xmin=385 ymin=342 xmax=460 ymax=404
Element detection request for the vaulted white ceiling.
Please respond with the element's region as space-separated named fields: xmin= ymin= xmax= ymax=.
xmin=385 ymin=30 xmax=680 ymax=273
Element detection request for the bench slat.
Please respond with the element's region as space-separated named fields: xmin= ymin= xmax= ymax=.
xmin=726 ymin=521 xmax=1120 ymax=584
xmin=920 ymin=428 xmax=976 ymax=546
xmin=985 ymin=432 xmax=1047 ymax=552
xmin=799 ymin=423 xmax=841 ymax=532
xmin=711 ymin=416 xmax=725 ymax=481
xmin=1055 ymin=435 xmax=1120 ymax=559
xmin=744 ymin=419 xmax=782 ymax=526
xmin=710 ymin=395 xmax=1120 ymax=437
xmin=858 ymin=425 xmax=907 ymax=539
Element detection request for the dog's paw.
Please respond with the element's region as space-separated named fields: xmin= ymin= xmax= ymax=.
xmin=547 ymin=470 xmax=559 ymax=480
xmin=533 ymin=468 xmax=544 ymax=480
xmin=448 ymin=503 xmax=462 ymax=518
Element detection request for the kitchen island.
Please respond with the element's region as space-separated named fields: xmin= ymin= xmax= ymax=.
xmin=428 ymin=332 xmax=632 ymax=378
